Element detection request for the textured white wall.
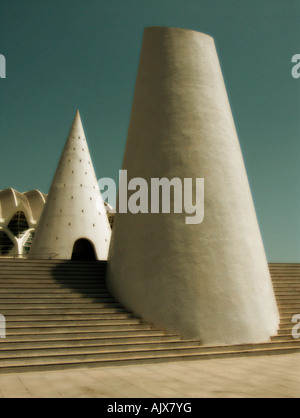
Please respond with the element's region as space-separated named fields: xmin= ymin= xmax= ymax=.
xmin=107 ymin=27 xmax=279 ymax=346
xmin=29 ymin=111 xmax=111 ymax=260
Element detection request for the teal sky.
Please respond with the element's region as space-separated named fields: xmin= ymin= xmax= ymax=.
xmin=0 ymin=0 xmax=299 ymax=262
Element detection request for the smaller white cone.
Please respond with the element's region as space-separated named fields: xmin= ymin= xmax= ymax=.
xmin=29 ymin=110 xmax=111 ymax=260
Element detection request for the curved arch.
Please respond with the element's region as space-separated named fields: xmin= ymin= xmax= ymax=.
xmin=71 ymin=238 xmax=96 ymax=261
xmin=23 ymin=190 xmax=46 ymax=221
xmin=8 ymin=211 xmax=29 ymax=238
xmin=22 ymin=229 xmax=36 ymax=255
xmin=0 ymin=188 xmax=19 ymax=221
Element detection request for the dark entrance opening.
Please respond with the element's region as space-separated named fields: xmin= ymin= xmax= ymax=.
xmin=71 ymin=239 xmax=96 ymax=261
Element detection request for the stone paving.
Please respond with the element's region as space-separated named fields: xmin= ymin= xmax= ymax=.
xmin=0 ymin=353 xmax=299 ymax=398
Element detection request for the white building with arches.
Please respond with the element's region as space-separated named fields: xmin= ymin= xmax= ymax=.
xmin=0 ymin=188 xmax=46 ymax=257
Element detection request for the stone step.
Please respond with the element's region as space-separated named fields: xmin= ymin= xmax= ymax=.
xmin=0 ymin=260 xmax=106 ymax=265
xmin=0 ymin=344 xmax=300 ymax=374
xmin=0 ymin=296 xmax=115 ymax=303
xmin=4 ymin=313 xmax=133 ymax=321
xmin=7 ymin=313 xmax=297 ymax=326
xmin=6 ymin=323 xmax=156 ymax=335
xmin=271 ymin=273 xmax=300 ymax=275
xmin=0 ymin=336 xmax=297 ymax=352
xmin=0 ymin=291 xmax=112 ymax=298
xmin=0 ymin=334 xmax=184 ymax=350
xmin=275 ymin=286 xmax=300 ymax=289
xmin=271 ymin=276 xmax=300 ymax=279
xmin=278 ymin=327 xmax=298 ymax=334
xmin=0 ymin=340 xmax=202 ymax=358
xmin=271 ymin=276 xmax=300 ymax=278
xmin=279 ymin=319 xmax=299 ymax=324
xmin=0 ymin=339 xmax=300 ymax=360
xmin=270 ymin=267 xmax=300 ymax=270
xmin=0 ymin=270 xmax=93 ymax=275
xmin=278 ymin=310 xmax=300 ymax=316
xmin=271 ymin=335 xmax=298 ymax=341
xmin=273 ymin=286 xmax=300 ymax=289
xmin=0 ymin=274 xmax=105 ymax=279
xmin=279 ymin=323 xmax=300 ymax=328
xmin=273 ymin=284 xmax=300 ymax=287
xmin=0 ymin=302 xmax=123 ymax=309
xmin=0 ymin=307 xmax=128 ymax=315
xmin=0 ymin=290 xmax=112 ymax=296
xmin=0 ymin=263 xmax=104 ymax=268
xmin=270 ymin=274 xmax=300 ymax=276
xmin=0 ymin=280 xmax=106 ymax=285
xmin=0 ymin=284 xmax=107 ymax=290
xmin=0 ymin=265 xmax=106 ymax=271
xmin=0 ymin=262 xmax=106 ymax=267
xmin=271 ymin=271 xmax=300 ymax=280
xmin=269 ymin=263 xmax=300 ymax=265
xmin=272 ymin=281 xmax=300 ymax=284
xmin=280 ymin=315 xmax=300 ymax=320
xmin=269 ymin=267 xmax=300 ymax=270
xmin=4 ymin=329 xmax=169 ymax=342
xmin=272 ymin=280 xmax=300 ymax=283
xmin=278 ymin=326 xmax=297 ymax=332
xmin=6 ymin=318 xmax=145 ymax=327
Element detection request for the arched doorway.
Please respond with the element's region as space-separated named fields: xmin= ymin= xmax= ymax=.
xmin=71 ymin=239 xmax=96 ymax=261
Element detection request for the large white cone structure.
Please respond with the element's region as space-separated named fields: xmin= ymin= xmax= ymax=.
xmin=29 ymin=110 xmax=111 ymax=260
xmin=107 ymin=27 xmax=279 ymax=346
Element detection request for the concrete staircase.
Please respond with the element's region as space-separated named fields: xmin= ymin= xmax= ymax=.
xmin=0 ymin=259 xmax=299 ymax=374
xmin=269 ymin=263 xmax=300 ymax=342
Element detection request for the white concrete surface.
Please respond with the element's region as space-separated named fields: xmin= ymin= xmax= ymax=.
xmin=107 ymin=26 xmax=279 ymax=345
xmin=0 ymin=354 xmax=299 ymax=398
